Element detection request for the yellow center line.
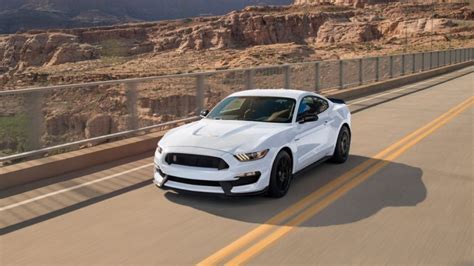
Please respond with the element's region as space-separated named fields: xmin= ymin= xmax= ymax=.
xmin=198 ymin=97 xmax=474 ymax=266
xmin=224 ymin=97 xmax=474 ymax=265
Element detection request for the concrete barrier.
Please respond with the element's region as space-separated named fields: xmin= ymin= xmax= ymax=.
xmin=0 ymin=131 xmax=165 ymax=189
xmin=0 ymin=61 xmax=472 ymax=190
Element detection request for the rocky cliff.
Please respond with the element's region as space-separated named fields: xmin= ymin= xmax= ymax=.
xmin=1 ymin=2 xmax=470 ymax=77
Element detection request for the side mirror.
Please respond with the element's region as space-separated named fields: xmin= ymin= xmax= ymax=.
xmin=297 ymin=113 xmax=318 ymax=124
xmin=200 ymin=109 xmax=209 ymax=118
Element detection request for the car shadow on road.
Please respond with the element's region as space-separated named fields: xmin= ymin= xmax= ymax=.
xmin=164 ymin=155 xmax=427 ymax=227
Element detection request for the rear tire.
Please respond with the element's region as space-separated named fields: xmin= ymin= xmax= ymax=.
xmin=330 ymin=126 xmax=351 ymax=164
xmin=267 ymin=150 xmax=293 ymax=198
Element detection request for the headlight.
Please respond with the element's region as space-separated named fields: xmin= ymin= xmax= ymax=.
xmin=234 ymin=149 xmax=269 ymax=162
xmin=157 ymin=144 xmax=163 ymax=154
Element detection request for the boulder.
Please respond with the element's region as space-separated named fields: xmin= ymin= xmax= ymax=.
xmin=0 ymin=33 xmax=100 ymax=69
xmin=46 ymin=113 xmax=86 ymax=136
xmin=47 ymin=43 xmax=99 ymax=66
xmin=384 ymin=18 xmax=456 ymax=37
xmin=85 ymin=114 xmax=112 ymax=139
xmin=316 ymin=22 xmax=381 ymax=45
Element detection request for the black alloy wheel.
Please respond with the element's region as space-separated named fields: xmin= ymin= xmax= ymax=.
xmin=267 ymin=150 xmax=293 ymax=198
xmin=330 ymin=126 xmax=351 ymax=164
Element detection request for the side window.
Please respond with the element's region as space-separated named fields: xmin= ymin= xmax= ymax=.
xmin=297 ymin=96 xmax=315 ymax=118
xmin=297 ymin=96 xmax=321 ymax=121
xmin=312 ymin=97 xmax=329 ymax=114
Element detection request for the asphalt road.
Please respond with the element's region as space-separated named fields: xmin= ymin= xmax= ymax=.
xmin=1 ymin=67 xmax=473 ymax=265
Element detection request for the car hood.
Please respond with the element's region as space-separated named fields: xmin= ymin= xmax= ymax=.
xmin=159 ymin=119 xmax=290 ymax=154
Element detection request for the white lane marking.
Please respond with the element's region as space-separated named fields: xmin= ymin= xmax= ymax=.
xmin=348 ymin=70 xmax=470 ymax=106
xmin=0 ymin=163 xmax=153 ymax=212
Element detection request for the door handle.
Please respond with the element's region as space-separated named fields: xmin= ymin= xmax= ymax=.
xmin=294 ymin=138 xmax=300 ymax=141
xmin=324 ymin=120 xmax=329 ymax=125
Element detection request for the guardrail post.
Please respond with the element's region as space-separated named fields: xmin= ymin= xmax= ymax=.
xmin=196 ymin=74 xmax=205 ymax=114
xmin=358 ymin=58 xmax=363 ymax=85
xmin=389 ymin=56 xmax=393 ymax=79
xmin=339 ymin=60 xmax=344 ymax=89
xmin=315 ymin=62 xmax=321 ymax=92
xmin=421 ymin=52 xmax=425 ymax=71
xmin=245 ymin=69 xmax=254 ymax=90
xmin=401 ymin=54 xmax=405 ymax=76
xmin=283 ymin=65 xmax=290 ymax=89
xmin=429 ymin=52 xmax=433 ymax=69
xmin=375 ymin=57 xmax=380 ymax=81
xmin=126 ymin=82 xmax=139 ymax=130
xmin=437 ymin=51 xmax=440 ymax=67
xmin=412 ymin=53 xmax=416 ymax=73
xmin=25 ymin=91 xmax=44 ymax=151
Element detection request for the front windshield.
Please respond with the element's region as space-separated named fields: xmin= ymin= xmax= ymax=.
xmin=206 ymin=96 xmax=296 ymax=123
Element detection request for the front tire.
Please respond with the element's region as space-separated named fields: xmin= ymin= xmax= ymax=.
xmin=267 ymin=150 xmax=293 ymax=198
xmin=330 ymin=126 xmax=351 ymax=164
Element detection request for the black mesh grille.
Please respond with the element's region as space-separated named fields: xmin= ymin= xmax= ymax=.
xmin=166 ymin=175 xmax=221 ymax=187
xmin=165 ymin=153 xmax=229 ymax=170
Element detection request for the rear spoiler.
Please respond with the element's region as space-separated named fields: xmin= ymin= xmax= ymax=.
xmin=327 ymin=98 xmax=346 ymax=104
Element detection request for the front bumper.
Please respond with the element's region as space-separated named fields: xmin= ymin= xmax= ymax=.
xmin=153 ymin=146 xmax=273 ymax=196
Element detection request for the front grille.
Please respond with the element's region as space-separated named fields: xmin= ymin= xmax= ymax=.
xmin=166 ymin=175 xmax=221 ymax=187
xmin=165 ymin=153 xmax=229 ymax=170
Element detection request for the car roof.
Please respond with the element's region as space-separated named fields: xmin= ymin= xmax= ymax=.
xmin=229 ymin=89 xmax=313 ymax=100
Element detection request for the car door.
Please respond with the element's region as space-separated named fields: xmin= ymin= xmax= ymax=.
xmin=293 ymin=96 xmax=331 ymax=171
xmin=311 ymin=96 xmax=334 ymax=154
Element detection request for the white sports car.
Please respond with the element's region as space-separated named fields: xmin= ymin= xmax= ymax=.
xmin=154 ymin=89 xmax=351 ymax=197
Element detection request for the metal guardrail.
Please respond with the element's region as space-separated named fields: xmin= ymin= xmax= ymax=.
xmin=0 ymin=47 xmax=473 ymax=163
